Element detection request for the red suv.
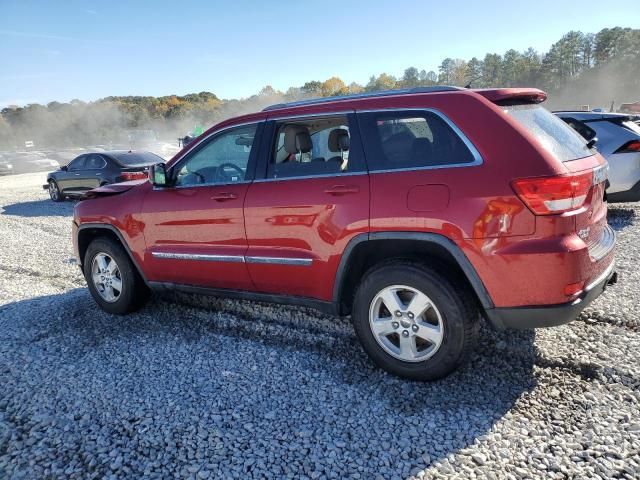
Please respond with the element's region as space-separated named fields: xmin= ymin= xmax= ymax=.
xmin=73 ymin=87 xmax=617 ymax=380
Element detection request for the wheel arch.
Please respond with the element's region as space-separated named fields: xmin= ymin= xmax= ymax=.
xmin=77 ymin=223 xmax=148 ymax=285
xmin=333 ymin=232 xmax=494 ymax=316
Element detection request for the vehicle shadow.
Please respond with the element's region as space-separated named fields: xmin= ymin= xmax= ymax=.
xmin=1 ymin=198 xmax=76 ymax=217
xmin=0 ymin=289 xmax=536 ymax=478
xmin=607 ymin=206 xmax=636 ymax=231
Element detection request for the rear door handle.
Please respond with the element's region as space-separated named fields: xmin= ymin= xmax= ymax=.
xmin=324 ymin=185 xmax=360 ymax=195
xmin=211 ymin=192 xmax=238 ymax=201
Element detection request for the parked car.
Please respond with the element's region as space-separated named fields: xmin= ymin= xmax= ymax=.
xmin=619 ymin=101 xmax=640 ymax=115
xmin=72 ymin=87 xmax=616 ymax=381
xmin=0 ymin=155 xmax=14 ymax=175
xmin=44 ymin=150 xmax=164 ymax=202
xmin=5 ymin=152 xmax=60 ymax=174
xmin=555 ymin=111 xmax=640 ymax=202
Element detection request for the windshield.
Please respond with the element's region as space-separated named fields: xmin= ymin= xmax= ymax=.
xmin=505 ymin=104 xmax=593 ymax=162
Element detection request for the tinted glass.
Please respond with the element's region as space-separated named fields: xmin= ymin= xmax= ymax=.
xmin=269 ymin=115 xmax=359 ymax=179
xmin=67 ymin=156 xmax=86 ymax=170
xmin=358 ymin=110 xmax=477 ymax=171
xmin=560 ymin=118 xmax=597 ymax=141
xmin=505 ymin=105 xmax=592 ymax=162
xmin=86 ymin=154 xmax=106 ymax=169
xmin=175 ymin=124 xmax=257 ymax=186
xmin=111 ymin=151 xmax=164 ymax=166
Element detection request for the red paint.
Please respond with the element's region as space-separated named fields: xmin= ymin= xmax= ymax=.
xmin=73 ymin=87 xmax=614 ymax=311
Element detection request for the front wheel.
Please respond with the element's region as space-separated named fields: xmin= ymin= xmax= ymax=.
xmin=352 ymin=261 xmax=479 ymax=381
xmin=83 ymin=237 xmax=150 ymax=314
xmin=48 ymin=180 xmax=63 ymax=202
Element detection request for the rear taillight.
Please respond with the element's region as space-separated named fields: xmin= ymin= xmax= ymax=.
xmin=117 ymin=171 xmax=147 ymax=182
xmin=614 ymin=140 xmax=640 ymax=153
xmin=511 ymin=171 xmax=593 ymax=215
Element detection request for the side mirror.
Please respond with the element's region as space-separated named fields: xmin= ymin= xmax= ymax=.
xmin=61 ymin=165 xmax=68 ymax=171
xmin=150 ymin=162 xmax=169 ymax=187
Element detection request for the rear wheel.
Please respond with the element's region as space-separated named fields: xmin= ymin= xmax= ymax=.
xmin=83 ymin=237 xmax=150 ymax=314
xmin=48 ymin=180 xmax=63 ymax=202
xmin=352 ymin=261 xmax=479 ymax=381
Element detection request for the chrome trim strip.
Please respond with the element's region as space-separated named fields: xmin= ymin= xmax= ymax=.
xmin=253 ymin=171 xmax=366 ymax=183
xmin=151 ymin=251 xmax=312 ymax=266
xmin=151 ymin=252 xmax=245 ymax=263
xmin=585 ymin=260 xmax=615 ymax=291
xmin=587 ymin=224 xmax=616 ymax=262
xmin=357 ymin=108 xmax=484 ymax=168
xmin=245 ymin=256 xmax=312 ymax=266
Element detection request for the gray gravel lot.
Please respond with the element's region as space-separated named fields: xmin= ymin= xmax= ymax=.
xmin=1 ymin=173 xmax=639 ymax=479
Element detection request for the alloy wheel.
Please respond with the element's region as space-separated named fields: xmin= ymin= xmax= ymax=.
xmin=91 ymin=253 xmax=123 ymax=303
xmin=368 ymin=284 xmax=444 ymax=362
xmin=49 ymin=181 xmax=59 ymax=201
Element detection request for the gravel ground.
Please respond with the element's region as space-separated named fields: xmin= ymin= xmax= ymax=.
xmin=0 ymin=172 xmax=638 ymax=479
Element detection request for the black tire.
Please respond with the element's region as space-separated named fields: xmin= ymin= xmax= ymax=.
xmin=48 ymin=180 xmax=63 ymax=202
xmin=352 ymin=261 xmax=479 ymax=381
xmin=83 ymin=237 xmax=150 ymax=314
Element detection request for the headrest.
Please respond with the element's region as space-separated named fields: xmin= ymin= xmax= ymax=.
xmin=328 ymin=128 xmax=350 ymax=152
xmin=284 ymin=125 xmax=312 ymax=154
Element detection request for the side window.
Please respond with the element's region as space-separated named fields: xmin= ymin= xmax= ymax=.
xmin=358 ymin=110 xmax=478 ymax=171
xmin=67 ymin=155 xmax=86 ymax=171
xmin=560 ymin=117 xmax=597 ymax=141
xmin=268 ymin=115 xmax=361 ymax=179
xmin=86 ymin=154 xmax=106 ymax=169
xmin=175 ymin=124 xmax=258 ymax=187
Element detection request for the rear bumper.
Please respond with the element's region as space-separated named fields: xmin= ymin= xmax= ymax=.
xmin=608 ymin=180 xmax=640 ymax=203
xmin=485 ymin=262 xmax=617 ymax=329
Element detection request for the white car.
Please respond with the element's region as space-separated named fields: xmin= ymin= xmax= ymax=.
xmin=555 ymin=112 xmax=640 ymax=202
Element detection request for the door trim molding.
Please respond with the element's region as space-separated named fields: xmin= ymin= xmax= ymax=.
xmin=150 ymin=251 xmax=313 ymax=266
xmin=151 ymin=251 xmax=245 ymax=263
xmin=245 ymin=256 xmax=312 ymax=266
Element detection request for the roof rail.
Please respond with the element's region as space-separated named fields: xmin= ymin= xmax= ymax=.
xmin=262 ymin=86 xmax=462 ymax=112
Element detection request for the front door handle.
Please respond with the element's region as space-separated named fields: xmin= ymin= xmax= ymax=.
xmin=211 ymin=192 xmax=238 ymax=201
xmin=324 ymin=185 xmax=360 ymax=195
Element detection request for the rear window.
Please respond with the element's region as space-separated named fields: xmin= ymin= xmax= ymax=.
xmin=505 ymin=105 xmax=592 ymax=162
xmin=111 ymin=151 xmax=164 ymax=166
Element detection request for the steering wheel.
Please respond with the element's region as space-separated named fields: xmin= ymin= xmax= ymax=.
xmin=214 ymin=163 xmax=244 ymax=183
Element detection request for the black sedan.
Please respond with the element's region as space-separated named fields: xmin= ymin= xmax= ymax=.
xmin=43 ymin=150 xmax=164 ymax=202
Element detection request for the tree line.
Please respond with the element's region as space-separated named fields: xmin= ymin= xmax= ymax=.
xmin=1 ymin=27 xmax=638 ymax=149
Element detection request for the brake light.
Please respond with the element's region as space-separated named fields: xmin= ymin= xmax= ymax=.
xmin=614 ymin=140 xmax=640 ymax=153
xmin=511 ymin=171 xmax=593 ymax=215
xmin=117 ymin=171 xmax=147 ymax=182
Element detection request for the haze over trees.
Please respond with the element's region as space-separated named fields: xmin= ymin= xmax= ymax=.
xmin=1 ymin=27 xmax=638 ymax=149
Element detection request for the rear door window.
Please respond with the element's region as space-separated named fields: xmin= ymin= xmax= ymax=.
xmin=505 ymin=105 xmax=592 ymax=161
xmin=357 ymin=110 xmax=479 ymax=171
xmin=85 ymin=154 xmax=106 ymax=169
xmin=267 ymin=114 xmax=365 ymax=179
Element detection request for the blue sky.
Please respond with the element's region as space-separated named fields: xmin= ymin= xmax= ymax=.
xmin=1 ymin=0 xmax=639 ymax=107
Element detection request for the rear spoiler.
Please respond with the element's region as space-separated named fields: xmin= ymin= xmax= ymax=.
xmin=472 ymin=88 xmax=547 ymax=105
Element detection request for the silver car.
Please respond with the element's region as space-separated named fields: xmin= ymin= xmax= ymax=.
xmin=555 ymin=111 xmax=640 ymax=202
